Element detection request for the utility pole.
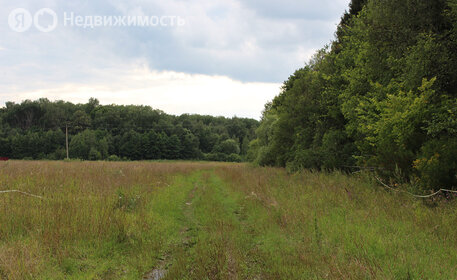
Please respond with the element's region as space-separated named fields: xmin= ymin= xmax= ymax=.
xmin=66 ymin=123 xmax=69 ymax=160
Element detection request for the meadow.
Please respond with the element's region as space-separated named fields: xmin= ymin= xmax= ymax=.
xmin=0 ymin=161 xmax=456 ymax=279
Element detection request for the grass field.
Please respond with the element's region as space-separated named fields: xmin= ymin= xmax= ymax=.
xmin=0 ymin=161 xmax=456 ymax=279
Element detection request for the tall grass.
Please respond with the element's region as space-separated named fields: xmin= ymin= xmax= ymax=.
xmin=0 ymin=161 xmax=217 ymax=279
xmin=1 ymin=161 xmax=456 ymax=279
xmin=215 ymin=166 xmax=457 ymax=279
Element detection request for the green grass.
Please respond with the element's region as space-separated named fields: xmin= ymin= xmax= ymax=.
xmin=0 ymin=161 xmax=456 ymax=279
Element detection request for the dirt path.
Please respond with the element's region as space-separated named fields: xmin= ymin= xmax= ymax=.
xmin=143 ymin=176 xmax=201 ymax=280
xmin=144 ymin=170 xmax=263 ymax=279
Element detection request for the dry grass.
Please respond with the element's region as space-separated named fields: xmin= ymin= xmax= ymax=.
xmin=0 ymin=161 xmax=223 ymax=279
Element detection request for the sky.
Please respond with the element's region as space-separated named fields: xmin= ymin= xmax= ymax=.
xmin=0 ymin=0 xmax=350 ymax=119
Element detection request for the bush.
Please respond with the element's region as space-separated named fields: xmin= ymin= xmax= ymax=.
xmin=414 ymin=138 xmax=457 ymax=190
xmin=227 ymin=153 xmax=242 ymax=162
xmin=205 ymin=152 xmax=242 ymax=162
xmin=213 ymin=139 xmax=240 ymax=155
xmin=320 ymin=130 xmax=357 ymax=170
xmin=255 ymin=146 xmax=277 ymax=166
xmin=88 ymin=148 xmax=102 ymax=161
xmin=107 ymin=155 xmax=121 ymax=161
xmin=290 ymin=149 xmax=322 ymax=170
xmin=206 ymin=152 xmax=227 ymax=162
xmin=48 ymin=148 xmax=67 ymax=160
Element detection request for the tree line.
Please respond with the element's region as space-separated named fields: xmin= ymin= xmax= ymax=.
xmin=249 ymin=0 xmax=457 ymax=191
xmin=0 ymin=98 xmax=258 ymax=162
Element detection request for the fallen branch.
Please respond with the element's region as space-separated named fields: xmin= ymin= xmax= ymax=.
xmin=0 ymin=190 xmax=44 ymax=199
xmin=375 ymin=176 xmax=457 ymax=198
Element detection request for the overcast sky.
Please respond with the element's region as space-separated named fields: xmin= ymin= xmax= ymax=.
xmin=0 ymin=0 xmax=350 ymax=119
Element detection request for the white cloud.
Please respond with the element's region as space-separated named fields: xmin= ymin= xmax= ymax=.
xmin=1 ymin=63 xmax=280 ymax=119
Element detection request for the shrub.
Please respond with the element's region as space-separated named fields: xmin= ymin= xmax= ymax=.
xmin=213 ymin=139 xmax=240 ymax=155
xmin=206 ymin=152 xmax=228 ymax=162
xmin=227 ymin=153 xmax=242 ymax=162
xmin=414 ymin=138 xmax=457 ymax=190
xmin=107 ymin=155 xmax=121 ymax=161
xmin=88 ymin=148 xmax=102 ymax=161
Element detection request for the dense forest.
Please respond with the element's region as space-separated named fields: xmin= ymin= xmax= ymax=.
xmin=249 ymin=0 xmax=457 ymax=191
xmin=0 ymin=98 xmax=258 ymax=162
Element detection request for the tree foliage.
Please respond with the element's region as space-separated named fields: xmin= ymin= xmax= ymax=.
xmin=250 ymin=0 xmax=457 ymax=190
xmin=0 ymin=99 xmax=258 ymax=162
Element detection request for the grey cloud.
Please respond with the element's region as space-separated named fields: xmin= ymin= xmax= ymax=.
xmin=0 ymin=0 xmax=350 ymax=89
xmin=239 ymin=0 xmax=350 ymax=20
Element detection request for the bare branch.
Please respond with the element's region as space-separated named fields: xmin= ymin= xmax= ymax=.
xmin=375 ymin=176 xmax=457 ymax=198
xmin=0 ymin=190 xmax=44 ymax=199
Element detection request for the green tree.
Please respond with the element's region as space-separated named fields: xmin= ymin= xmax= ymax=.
xmin=70 ymin=130 xmax=108 ymax=160
xmin=213 ymin=139 xmax=240 ymax=155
